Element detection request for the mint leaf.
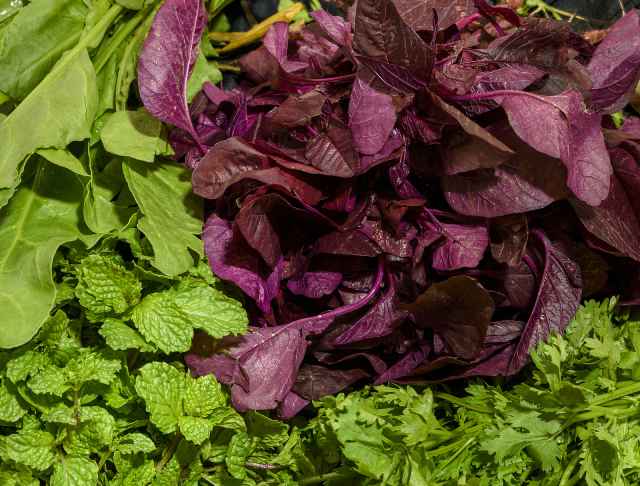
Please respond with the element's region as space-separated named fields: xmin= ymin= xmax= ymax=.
xmin=173 ymin=280 xmax=248 ymax=338
xmin=64 ymin=406 xmax=116 ymax=455
xmin=28 ymin=365 xmax=70 ymax=396
xmin=114 ymin=433 xmax=156 ymax=455
xmin=0 ymin=380 xmax=25 ymax=422
xmin=135 ymin=362 xmax=185 ymax=433
xmin=6 ymin=350 xmax=50 ymax=383
xmin=131 ymin=293 xmax=193 ymax=353
xmin=225 ymin=432 xmax=253 ymax=480
xmin=178 ymin=416 xmax=214 ymax=445
xmin=183 ymin=374 xmax=226 ymax=417
xmin=75 ymin=254 xmax=141 ymax=322
xmin=51 ymin=456 xmax=98 ymax=486
xmin=0 ymin=424 xmax=56 ymax=470
xmin=99 ymin=318 xmax=156 ymax=352
xmin=65 ymin=350 xmax=121 ymax=386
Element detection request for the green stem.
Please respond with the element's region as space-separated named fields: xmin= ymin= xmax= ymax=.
xmin=97 ymin=447 xmax=112 ymax=472
xmin=156 ymin=434 xmax=180 ymax=472
xmin=434 ymin=392 xmax=492 ymax=414
xmin=300 ymin=471 xmax=355 ymax=485
xmin=558 ymin=453 xmax=580 ymax=486
xmin=588 ymin=382 xmax=640 ymax=406
xmin=94 ymin=7 xmax=149 ymax=73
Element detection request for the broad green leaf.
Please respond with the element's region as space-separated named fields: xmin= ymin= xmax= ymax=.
xmin=123 ymin=160 xmax=203 ymax=276
xmin=101 ymin=110 xmax=164 ymax=162
xmin=116 ymin=0 xmax=143 ymax=10
xmin=0 ymin=380 xmax=25 ymax=422
xmin=131 ymin=293 xmax=194 ymax=353
xmin=50 ymin=456 xmax=98 ymax=486
xmin=37 ymin=148 xmax=88 ymax=176
xmin=82 ymin=157 xmax=136 ymax=235
xmin=135 ymin=362 xmax=185 ymax=434
xmin=0 ymin=162 xmax=88 ymax=348
xmin=152 ymin=456 xmax=181 ymax=486
xmin=179 ymin=416 xmax=214 ymax=445
xmin=75 ymin=254 xmax=141 ymax=322
xmin=99 ymin=318 xmax=156 ymax=352
xmin=0 ymin=425 xmax=56 ymax=470
xmin=187 ymin=51 xmax=222 ymax=102
xmin=0 ymin=48 xmax=97 ymax=209
xmin=0 ymin=0 xmax=87 ymax=99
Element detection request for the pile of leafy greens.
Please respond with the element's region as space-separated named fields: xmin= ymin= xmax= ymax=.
xmin=3 ymin=290 xmax=640 ymax=485
xmin=133 ymin=0 xmax=640 ymax=415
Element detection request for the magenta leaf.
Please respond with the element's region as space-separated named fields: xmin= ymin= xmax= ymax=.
xmin=138 ymin=0 xmax=207 ymax=144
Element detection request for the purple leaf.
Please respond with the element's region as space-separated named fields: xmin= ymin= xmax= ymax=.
xmin=138 ymin=0 xmax=207 ymax=144
xmin=203 ymin=215 xmax=283 ymax=313
xmin=443 ymin=125 xmax=569 ymax=217
xmin=508 ymin=230 xmax=582 ymax=374
xmin=354 ymin=0 xmax=434 ymax=93
xmin=349 ymin=75 xmax=397 ymax=155
xmin=278 ymin=391 xmax=309 ymax=419
xmin=304 ymin=128 xmax=359 ymax=177
xmin=490 ymin=214 xmax=528 ymax=267
xmin=293 ymin=365 xmax=368 ymax=400
xmin=333 ymin=282 xmax=408 ymax=345
xmin=392 ymin=0 xmax=475 ymax=32
xmin=499 ymin=90 xmax=612 ymax=206
xmin=374 ymin=344 xmax=430 ymax=384
xmin=431 ymin=223 xmax=489 ymax=271
xmin=311 ymin=9 xmax=352 ymax=45
xmin=227 ymin=325 xmax=308 ymax=411
xmin=570 ymin=171 xmax=640 ymax=262
xmin=287 ymin=271 xmax=343 ymax=299
xmin=587 ymin=11 xmax=640 ymax=114
xmin=404 ymin=276 xmax=494 ymax=360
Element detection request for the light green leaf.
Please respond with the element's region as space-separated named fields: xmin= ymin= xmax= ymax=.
xmin=225 ymin=432 xmax=253 ymax=480
xmin=244 ymin=411 xmax=290 ymax=449
xmin=0 ymin=380 xmax=25 ymax=422
xmin=135 ymin=362 xmax=185 ymax=434
xmin=37 ymin=148 xmax=88 ymax=176
xmin=0 ymin=161 xmax=89 ymax=348
xmin=27 ymin=365 xmax=69 ymax=396
xmin=173 ymin=281 xmax=248 ymax=338
xmin=0 ymin=464 xmax=39 ymax=486
xmin=115 ymin=0 xmax=144 ymax=10
xmin=64 ymin=406 xmax=116 ymax=455
xmin=99 ymin=318 xmax=156 ymax=352
xmin=179 ymin=416 xmax=214 ymax=445
xmin=115 ymin=432 xmax=156 ymax=455
xmin=75 ymin=254 xmax=141 ymax=322
xmin=50 ymin=456 xmax=99 ymax=486
xmin=82 ymin=157 xmax=136 ymax=235
xmin=131 ymin=293 xmax=194 ymax=353
xmin=187 ymin=51 xmax=222 ymax=102
xmin=6 ymin=350 xmax=50 ymax=382
xmin=0 ymin=47 xmax=97 ymax=209
xmin=41 ymin=403 xmax=76 ymax=424
xmin=64 ymin=350 xmax=121 ymax=386
xmin=0 ymin=426 xmax=56 ymax=470
xmin=101 ymin=110 xmax=163 ymax=162
xmin=208 ymin=408 xmax=246 ymax=431
xmin=151 ymin=456 xmax=181 ymax=486
xmin=0 ymin=0 xmax=87 ymax=99
xmin=184 ymin=374 xmax=226 ymax=417
xmin=123 ymin=160 xmax=203 ymax=276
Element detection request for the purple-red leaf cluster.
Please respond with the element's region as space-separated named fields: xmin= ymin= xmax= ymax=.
xmin=139 ymin=1 xmax=640 ymax=415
